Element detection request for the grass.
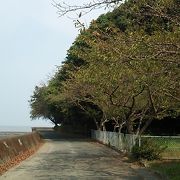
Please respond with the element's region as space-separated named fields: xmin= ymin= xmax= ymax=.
xmin=149 ymin=160 xmax=180 ymax=180
xmin=142 ymin=137 xmax=180 ymax=159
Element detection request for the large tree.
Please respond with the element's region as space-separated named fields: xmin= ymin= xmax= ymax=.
xmin=30 ymin=0 xmax=180 ymax=134
xmin=29 ymin=85 xmax=63 ymax=126
xmin=59 ymin=0 xmax=180 ymax=133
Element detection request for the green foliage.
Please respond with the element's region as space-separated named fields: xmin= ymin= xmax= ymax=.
xmin=132 ymin=138 xmax=167 ymax=160
xmin=150 ymin=161 xmax=180 ymax=180
xmin=62 ymin=26 xmax=180 ymax=133
xmin=30 ymin=0 xmax=180 ymax=134
xmin=29 ymin=85 xmax=65 ymax=126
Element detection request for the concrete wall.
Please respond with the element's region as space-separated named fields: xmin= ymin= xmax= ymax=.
xmin=0 ymin=132 xmax=42 ymax=164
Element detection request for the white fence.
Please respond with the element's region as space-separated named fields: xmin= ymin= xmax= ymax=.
xmin=91 ymin=130 xmax=137 ymax=152
xmin=91 ymin=130 xmax=180 ymax=159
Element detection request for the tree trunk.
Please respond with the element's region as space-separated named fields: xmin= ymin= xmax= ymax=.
xmin=118 ymin=121 xmax=126 ymax=133
xmin=127 ymin=120 xmax=134 ymax=134
xmin=139 ymin=87 xmax=156 ymax=135
xmin=93 ymin=117 xmax=100 ymax=130
xmin=139 ymin=118 xmax=153 ymax=135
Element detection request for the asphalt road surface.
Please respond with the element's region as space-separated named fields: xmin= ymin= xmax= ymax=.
xmin=1 ymin=130 xmax=161 ymax=180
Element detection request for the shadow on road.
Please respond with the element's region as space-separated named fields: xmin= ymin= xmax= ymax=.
xmin=37 ymin=129 xmax=90 ymax=142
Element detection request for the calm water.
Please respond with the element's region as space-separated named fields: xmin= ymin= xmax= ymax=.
xmin=0 ymin=126 xmax=31 ymax=139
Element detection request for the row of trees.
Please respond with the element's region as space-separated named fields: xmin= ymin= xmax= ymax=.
xmin=30 ymin=0 xmax=180 ymax=135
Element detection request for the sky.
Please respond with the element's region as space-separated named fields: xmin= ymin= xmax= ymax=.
xmin=0 ymin=0 xmax=108 ymax=127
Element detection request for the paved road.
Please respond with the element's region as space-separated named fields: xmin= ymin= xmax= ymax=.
xmin=1 ymin=131 xmax=160 ymax=180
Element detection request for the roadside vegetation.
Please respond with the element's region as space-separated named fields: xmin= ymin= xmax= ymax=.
xmin=30 ymin=0 xmax=179 ymax=136
xmin=149 ymin=160 xmax=180 ymax=180
xmin=132 ymin=138 xmax=167 ymax=161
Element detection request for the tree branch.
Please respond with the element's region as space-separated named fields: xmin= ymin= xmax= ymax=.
xmin=53 ymin=0 xmax=122 ymax=17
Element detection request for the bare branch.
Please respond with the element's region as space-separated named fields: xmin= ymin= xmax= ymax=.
xmin=52 ymin=0 xmax=122 ymax=17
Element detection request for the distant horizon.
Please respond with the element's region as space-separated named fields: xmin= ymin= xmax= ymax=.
xmin=0 ymin=0 xmax=107 ymax=127
xmin=0 ymin=125 xmax=53 ymax=127
xmin=0 ymin=125 xmax=53 ymax=133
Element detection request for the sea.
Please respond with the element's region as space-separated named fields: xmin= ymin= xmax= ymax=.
xmin=0 ymin=126 xmax=32 ymax=139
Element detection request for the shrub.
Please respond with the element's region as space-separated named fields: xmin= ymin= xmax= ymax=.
xmin=131 ymin=138 xmax=167 ymax=161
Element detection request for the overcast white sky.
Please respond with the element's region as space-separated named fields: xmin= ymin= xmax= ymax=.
xmin=0 ymin=0 xmax=108 ymax=127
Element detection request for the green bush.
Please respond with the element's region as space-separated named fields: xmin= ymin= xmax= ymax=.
xmin=132 ymin=138 xmax=167 ymax=161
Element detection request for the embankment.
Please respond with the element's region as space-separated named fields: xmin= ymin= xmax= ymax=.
xmin=0 ymin=132 xmax=43 ymax=175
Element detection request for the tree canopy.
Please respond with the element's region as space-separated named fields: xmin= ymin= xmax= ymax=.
xmin=30 ymin=0 xmax=180 ymax=135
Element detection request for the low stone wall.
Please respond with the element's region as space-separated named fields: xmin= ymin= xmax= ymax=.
xmin=0 ymin=132 xmax=42 ymax=165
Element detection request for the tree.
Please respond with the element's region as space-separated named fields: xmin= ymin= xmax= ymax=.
xmin=60 ymin=0 xmax=180 ymax=133
xmin=29 ymin=84 xmax=65 ymax=127
xmin=61 ymin=27 xmax=180 ymax=134
xmin=30 ymin=0 xmax=180 ymax=135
